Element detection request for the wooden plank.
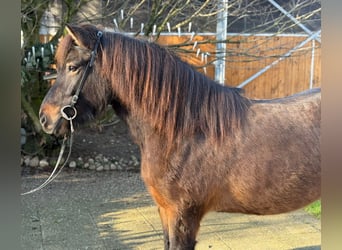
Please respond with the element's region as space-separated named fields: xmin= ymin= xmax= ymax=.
xmin=156 ymin=35 xmax=321 ymax=98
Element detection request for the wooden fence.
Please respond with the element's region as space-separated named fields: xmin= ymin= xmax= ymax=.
xmin=40 ymin=32 xmax=321 ymax=99
xmin=157 ymin=34 xmax=321 ymax=99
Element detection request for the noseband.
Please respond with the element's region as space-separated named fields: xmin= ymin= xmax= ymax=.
xmin=61 ymin=30 xmax=103 ymax=131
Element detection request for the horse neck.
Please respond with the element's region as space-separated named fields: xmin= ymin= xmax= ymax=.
xmin=103 ymin=35 xmax=251 ymax=153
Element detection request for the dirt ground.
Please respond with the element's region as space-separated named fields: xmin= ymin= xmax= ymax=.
xmin=70 ymin=113 xmax=141 ymax=167
xmin=21 ymin=112 xmax=140 ymax=176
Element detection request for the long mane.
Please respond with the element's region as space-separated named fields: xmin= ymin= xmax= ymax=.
xmin=99 ymin=32 xmax=251 ymax=143
xmin=56 ymin=28 xmax=251 ymax=145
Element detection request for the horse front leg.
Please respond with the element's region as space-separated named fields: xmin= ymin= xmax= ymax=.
xmin=147 ymin=186 xmax=171 ymax=249
xmin=158 ymin=206 xmax=170 ymax=249
xmin=147 ymin=186 xmax=203 ymax=249
xmin=167 ymin=205 xmax=203 ymax=250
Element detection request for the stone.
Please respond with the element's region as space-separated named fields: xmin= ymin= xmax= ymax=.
xmin=69 ymin=161 xmax=77 ymax=168
xmin=29 ymin=156 xmax=39 ymax=167
xmin=96 ymin=165 xmax=104 ymax=171
xmin=39 ymin=159 xmax=49 ymax=168
xmin=95 ymin=154 xmax=103 ymax=161
xmin=23 ymin=156 xmax=31 ymax=166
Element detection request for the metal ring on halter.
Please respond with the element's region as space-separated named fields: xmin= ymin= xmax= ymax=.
xmin=61 ymin=105 xmax=77 ymax=121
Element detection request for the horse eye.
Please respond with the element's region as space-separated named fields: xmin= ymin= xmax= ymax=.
xmin=68 ymin=65 xmax=78 ymax=72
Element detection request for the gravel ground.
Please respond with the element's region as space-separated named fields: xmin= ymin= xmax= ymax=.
xmin=21 ymin=116 xmax=141 ymax=173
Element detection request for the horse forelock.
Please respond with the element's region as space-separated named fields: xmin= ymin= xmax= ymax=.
xmin=101 ymin=32 xmax=251 ymax=145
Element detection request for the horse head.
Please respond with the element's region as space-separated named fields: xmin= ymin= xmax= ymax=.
xmin=39 ymin=24 xmax=109 ymax=136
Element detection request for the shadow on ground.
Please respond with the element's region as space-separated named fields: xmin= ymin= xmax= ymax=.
xmin=21 ymin=168 xmax=320 ymax=250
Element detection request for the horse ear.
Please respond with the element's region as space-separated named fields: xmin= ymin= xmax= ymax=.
xmin=65 ymin=24 xmax=86 ymax=48
xmin=65 ymin=24 xmax=97 ymax=50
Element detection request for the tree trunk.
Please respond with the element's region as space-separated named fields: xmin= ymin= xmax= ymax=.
xmin=21 ymin=94 xmax=42 ymax=134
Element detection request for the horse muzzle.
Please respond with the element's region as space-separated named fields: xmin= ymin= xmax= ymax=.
xmin=39 ymin=104 xmax=69 ymax=136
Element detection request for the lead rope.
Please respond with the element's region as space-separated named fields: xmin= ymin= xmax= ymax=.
xmin=21 ymin=111 xmax=76 ymax=196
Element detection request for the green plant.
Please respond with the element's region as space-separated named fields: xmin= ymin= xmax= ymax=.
xmin=305 ymin=200 xmax=321 ymax=219
xmin=21 ymin=41 xmax=59 ymax=156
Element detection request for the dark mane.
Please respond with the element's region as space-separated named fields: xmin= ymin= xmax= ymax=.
xmin=99 ymin=32 xmax=251 ymax=144
xmin=55 ymin=28 xmax=251 ymax=145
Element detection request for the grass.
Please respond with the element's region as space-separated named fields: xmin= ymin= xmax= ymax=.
xmin=305 ymin=200 xmax=321 ymax=218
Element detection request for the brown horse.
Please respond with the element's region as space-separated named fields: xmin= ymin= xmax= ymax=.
xmin=39 ymin=24 xmax=321 ymax=250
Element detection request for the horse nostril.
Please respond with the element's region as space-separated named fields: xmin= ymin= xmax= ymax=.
xmin=39 ymin=113 xmax=47 ymax=126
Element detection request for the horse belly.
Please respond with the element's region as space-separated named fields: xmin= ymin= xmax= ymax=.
xmin=216 ymin=97 xmax=321 ymax=215
xmin=213 ymin=157 xmax=321 ymax=215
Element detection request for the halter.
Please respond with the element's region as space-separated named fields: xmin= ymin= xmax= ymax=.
xmin=61 ymin=30 xmax=103 ymax=130
xmin=21 ymin=31 xmax=103 ymax=195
